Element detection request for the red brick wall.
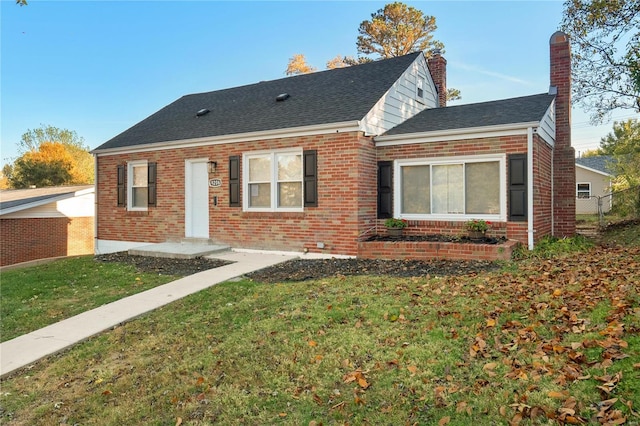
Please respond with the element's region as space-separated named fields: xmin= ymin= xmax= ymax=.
xmin=377 ymin=135 xmax=533 ymax=244
xmin=0 ymin=217 xmax=94 ymax=267
xmin=97 ymin=130 xmax=558 ymax=254
xmin=96 ymin=132 xmax=372 ymax=256
xmin=358 ymin=239 xmax=519 ymax=262
xmin=533 ymin=136 xmax=553 ymax=239
xmin=427 ymin=52 xmax=447 ymax=107
xmin=550 ymin=31 xmax=576 ymax=237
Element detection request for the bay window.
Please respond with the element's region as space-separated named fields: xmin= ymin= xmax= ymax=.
xmin=395 ymin=155 xmax=505 ymax=220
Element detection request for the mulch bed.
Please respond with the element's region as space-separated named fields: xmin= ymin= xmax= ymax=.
xmin=95 ymin=252 xmax=500 ymax=283
xmin=94 ymin=252 xmax=232 ymax=277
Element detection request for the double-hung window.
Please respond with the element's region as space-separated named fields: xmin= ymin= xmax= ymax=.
xmin=395 ymin=155 xmax=506 ymax=221
xmin=244 ymin=150 xmax=303 ymax=211
xmin=576 ymin=182 xmax=591 ymax=199
xmin=128 ymin=160 xmax=148 ymax=210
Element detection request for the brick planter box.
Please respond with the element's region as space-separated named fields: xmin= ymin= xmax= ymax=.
xmin=358 ymin=239 xmax=519 ymax=261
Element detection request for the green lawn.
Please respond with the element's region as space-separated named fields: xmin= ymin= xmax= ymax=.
xmin=1 ymin=226 xmax=638 ymax=425
xmin=0 ymin=256 xmax=179 ymax=342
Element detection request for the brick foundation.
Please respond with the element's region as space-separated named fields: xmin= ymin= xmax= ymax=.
xmin=358 ymin=239 xmax=519 ymax=261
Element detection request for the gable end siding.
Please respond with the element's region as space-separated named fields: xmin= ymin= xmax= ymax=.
xmin=361 ymin=54 xmax=436 ymax=136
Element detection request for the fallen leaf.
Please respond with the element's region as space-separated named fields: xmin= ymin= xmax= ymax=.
xmin=438 ymin=416 xmax=450 ymax=425
xmin=548 ymin=391 xmax=567 ymax=399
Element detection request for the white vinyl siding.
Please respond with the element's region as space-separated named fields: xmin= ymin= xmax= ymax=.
xmin=537 ymin=100 xmax=556 ymax=146
xmin=395 ymin=154 xmax=506 ymax=221
xmin=360 ymin=53 xmax=437 ymax=135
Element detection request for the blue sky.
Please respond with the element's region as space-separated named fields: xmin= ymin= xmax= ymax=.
xmin=1 ymin=0 xmax=635 ymax=164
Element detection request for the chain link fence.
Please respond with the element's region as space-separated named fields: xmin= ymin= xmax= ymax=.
xmin=577 ymin=185 xmax=640 ymax=227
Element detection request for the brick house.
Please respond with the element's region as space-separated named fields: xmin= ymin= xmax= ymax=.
xmin=92 ymin=32 xmax=575 ymax=258
xmin=0 ymin=185 xmax=95 ymax=267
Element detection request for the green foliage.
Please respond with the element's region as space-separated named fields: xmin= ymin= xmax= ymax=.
xmin=465 ymin=219 xmax=490 ymax=232
xmin=600 ymin=118 xmax=640 ymax=156
xmin=384 ymin=217 xmax=407 ymax=228
xmin=561 ymin=0 xmax=640 ymax=122
xmin=512 ymin=235 xmax=594 ymax=259
xmin=600 ymin=119 xmax=640 ymax=190
xmin=18 ymin=124 xmax=88 ymax=155
xmin=5 ymin=125 xmax=94 ymax=188
xmin=10 ymin=153 xmax=72 ymax=188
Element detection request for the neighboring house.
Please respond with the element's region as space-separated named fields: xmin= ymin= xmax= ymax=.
xmin=0 ymin=185 xmax=95 ymax=267
xmin=575 ymin=155 xmax=615 ymax=214
xmin=92 ymin=31 xmax=575 ymax=256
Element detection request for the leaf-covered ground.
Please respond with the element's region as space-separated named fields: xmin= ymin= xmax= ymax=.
xmin=1 ymin=242 xmax=638 ymax=425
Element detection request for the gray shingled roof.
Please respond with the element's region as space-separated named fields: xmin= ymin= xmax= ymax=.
xmin=382 ymin=93 xmax=556 ymax=136
xmin=0 ymin=185 xmax=94 ymax=213
xmin=94 ymin=53 xmax=421 ymax=152
xmin=575 ymin=155 xmax=616 ymax=175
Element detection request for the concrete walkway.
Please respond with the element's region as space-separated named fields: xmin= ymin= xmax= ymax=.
xmin=0 ymin=251 xmax=296 ymax=378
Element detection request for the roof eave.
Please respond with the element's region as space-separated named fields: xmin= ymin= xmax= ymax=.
xmin=575 ymin=163 xmax=614 ymax=177
xmin=375 ymin=121 xmax=541 ymax=146
xmin=0 ymin=187 xmax=95 ymax=216
xmin=92 ymin=120 xmax=363 ymax=156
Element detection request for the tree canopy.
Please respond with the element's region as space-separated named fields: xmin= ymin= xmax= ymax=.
xmin=599 ymin=118 xmax=640 ymax=188
xmin=561 ymin=0 xmax=640 ymax=123
xmin=356 ymin=2 xmax=444 ymax=59
xmin=285 ymin=54 xmax=317 ymax=76
xmin=285 ymin=2 xmax=459 ymax=101
xmin=4 ymin=125 xmax=94 ymax=189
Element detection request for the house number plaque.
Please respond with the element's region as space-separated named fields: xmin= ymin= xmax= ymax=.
xmin=208 ymin=179 xmax=222 ymax=188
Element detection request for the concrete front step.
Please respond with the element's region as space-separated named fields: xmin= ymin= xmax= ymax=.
xmin=129 ymin=241 xmax=230 ymax=259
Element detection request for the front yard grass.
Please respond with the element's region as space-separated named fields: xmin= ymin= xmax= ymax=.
xmin=1 ymin=241 xmax=639 ymax=425
xmin=0 ymin=256 xmax=179 ymax=342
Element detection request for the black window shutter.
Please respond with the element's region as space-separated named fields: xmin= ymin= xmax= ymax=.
xmin=147 ymin=162 xmax=157 ymax=207
xmin=508 ymin=154 xmax=527 ymax=221
xmin=117 ymin=164 xmax=126 ymax=207
xmin=229 ymin=156 xmax=240 ymax=207
xmin=377 ymin=161 xmax=393 ymax=219
xmin=303 ymin=150 xmax=318 ymax=207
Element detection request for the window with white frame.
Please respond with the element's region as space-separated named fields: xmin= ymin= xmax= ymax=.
xmin=128 ymin=160 xmax=148 ymax=210
xmin=244 ymin=150 xmax=303 ymax=211
xmin=396 ymin=155 xmax=505 ymax=220
xmin=577 ymin=182 xmax=591 ymax=199
xmin=416 ymin=74 xmax=425 ymax=101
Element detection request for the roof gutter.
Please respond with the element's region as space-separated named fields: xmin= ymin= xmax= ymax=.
xmin=92 ymin=120 xmax=362 ymax=156
xmin=375 ymin=121 xmax=541 ymax=146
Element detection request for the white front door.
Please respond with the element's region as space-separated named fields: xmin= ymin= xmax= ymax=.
xmin=185 ymin=159 xmax=209 ymax=238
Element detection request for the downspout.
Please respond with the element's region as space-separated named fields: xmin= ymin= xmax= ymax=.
xmin=527 ymin=127 xmax=534 ymax=250
xmin=93 ymin=153 xmax=99 ymax=254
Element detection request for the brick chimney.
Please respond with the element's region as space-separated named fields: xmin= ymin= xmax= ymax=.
xmin=550 ymin=31 xmax=576 ymax=237
xmin=427 ymin=49 xmax=447 ymax=107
